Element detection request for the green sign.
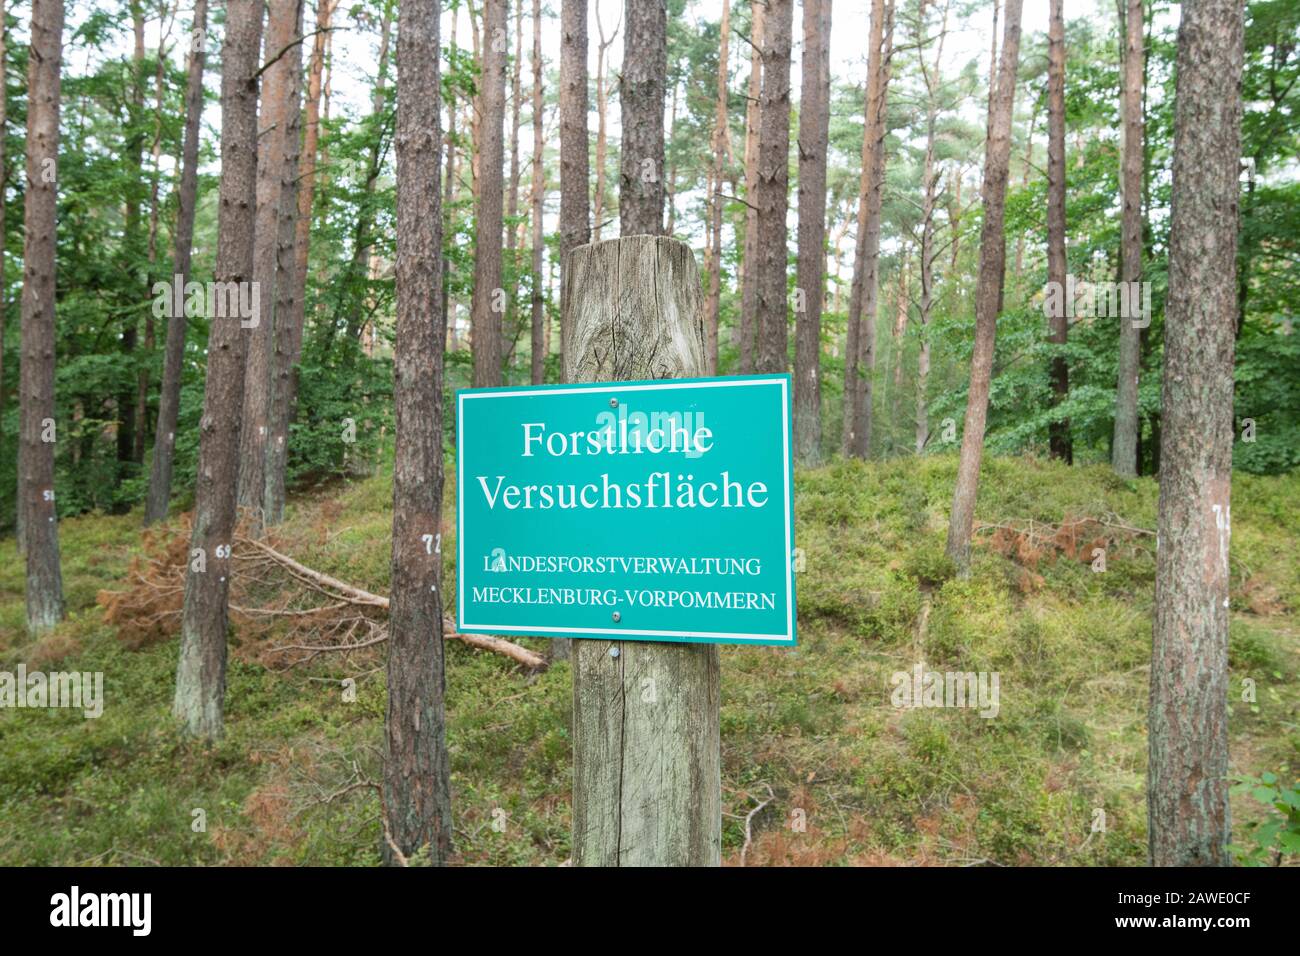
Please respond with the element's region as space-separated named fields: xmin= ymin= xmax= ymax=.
xmin=456 ymin=375 xmax=796 ymax=646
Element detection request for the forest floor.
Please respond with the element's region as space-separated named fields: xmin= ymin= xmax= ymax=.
xmin=1 ymin=454 xmax=1297 ymax=866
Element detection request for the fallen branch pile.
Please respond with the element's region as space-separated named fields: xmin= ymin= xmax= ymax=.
xmin=98 ymin=519 xmax=546 ymax=671
xmin=973 ymin=513 xmax=1155 ymax=571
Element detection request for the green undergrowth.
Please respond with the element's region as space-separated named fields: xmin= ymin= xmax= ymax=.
xmin=1 ymin=453 xmax=1296 ymax=865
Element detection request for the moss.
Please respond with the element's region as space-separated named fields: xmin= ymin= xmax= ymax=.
xmin=0 ymin=453 xmax=1297 ymax=865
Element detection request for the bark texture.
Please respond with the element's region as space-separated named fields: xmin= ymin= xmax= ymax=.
xmin=239 ymin=0 xmax=302 ymax=526
xmin=173 ymin=0 xmax=263 ymax=738
xmin=529 ymin=0 xmax=545 ymax=384
xmin=753 ymin=0 xmax=793 ymax=375
xmin=20 ymin=0 xmax=66 ymax=632
xmin=704 ymin=0 xmax=731 ymax=376
xmin=265 ymin=0 xmax=335 ymax=526
xmin=565 ymin=236 xmax=720 ymax=867
xmin=793 ymin=0 xmax=830 ymax=461
xmin=472 ymin=0 xmax=507 ymax=386
xmin=558 ymin=0 xmax=590 ymax=359
xmin=842 ymin=0 xmax=893 ymax=458
xmin=385 ymin=0 xmax=453 ymax=866
xmin=737 ymin=0 xmax=764 ymax=372
xmin=1112 ymin=0 xmax=1145 ymax=475
xmin=617 ymin=0 xmax=666 ymax=237
xmin=1148 ymin=0 xmax=1243 ymax=868
xmin=944 ymin=0 xmax=1022 ymax=569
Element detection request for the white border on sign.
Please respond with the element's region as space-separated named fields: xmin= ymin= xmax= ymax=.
xmin=457 ymin=377 xmax=795 ymax=644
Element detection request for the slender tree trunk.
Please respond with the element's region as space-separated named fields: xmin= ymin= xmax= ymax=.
xmin=793 ymin=0 xmax=829 ymax=461
xmin=505 ymin=0 xmax=523 ymax=364
xmin=1046 ymin=0 xmax=1071 ymax=462
xmin=947 ymin=166 xmax=963 ymax=271
xmin=442 ymin=8 xmax=458 ymax=350
xmin=135 ymin=6 xmax=171 ymax=467
xmin=891 ymin=249 xmax=909 ymax=394
xmin=1112 ymin=0 xmax=1145 ymax=475
xmin=618 ymin=0 xmax=666 ymax=237
xmin=117 ymin=2 xmax=146 ymax=470
xmin=1 ymin=1 xmax=9 ymax=525
xmin=238 ymin=0 xmax=302 ymax=526
xmin=665 ymin=82 xmax=679 ymax=234
xmin=386 ymin=0 xmax=453 ymax=866
xmin=842 ymin=0 xmax=893 ymax=458
xmin=914 ymin=0 xmax=948 ymax=454
xmin=1148 ymin=0 xmax=1243 ymax=869
xmin=591 ymin=5 xmax=617 ymax=242
xmin=559 ymin=0 xmax=590 ymax=365
xmin=472 ymin=0 xmax=507 ymax=386
xmin=145 ymin=0 xmax=209 ymax=525
xmin=553 ymin=0 xmax=591 ymax=662
xmin=264 ymin=0 xmax=335 ymax=526
xmin=173 ymin=0 xmax=263 ymax=739
xmin=944 ymin=0 xmax=1022 ymax=569
xmin=529 ymin=0 xmax=544 ymax=384
xmin=737 ymin=0 xmax=764 ymax=372
xmin=264 ymin=2 xmax=304 ymax=509
xmin=752 ymin=0 xmax=793 ymax=374
xmin=705 ymin=0 xmax=731 ymax=376
xmin=20 ymin=0 xmax=66 ymax=633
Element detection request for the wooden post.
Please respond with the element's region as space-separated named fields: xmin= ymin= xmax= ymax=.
xmin=564 ymin=236 xmax=722 ymax=867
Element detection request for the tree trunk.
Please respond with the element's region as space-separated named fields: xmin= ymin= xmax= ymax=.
xmin=145 ymin=0 xmax=209 ymax=525
xmin=1 ymin=0 xmax=9 ymax=526
xmin=386 ymin=0 xmax=453 ymax=866
xmin=1111 ymin=0 xmax=1144 ymax=476
xmin=1046 ymin=0 xmax=1071 ymax=462
xmin=135 ymin=5 xmax=171 ymax=467
xmin=472 ymin=0 xmax=507 ymax=387
xmin=793 ymin=0 xmax=829 ymax=461
xmin=842 ymin=0 xmax=893 ymax=458
xmin=566 ymin=236 xmax=720 ymax=867
xmin=117 ymin=2 xmax=146 ymax=470
xmin=505 ymin=0 xmax=523 ymax=366
xmin=554 ymin=0 xmax=590 ymax=663
xmin=1148 ymin=0 xmax=1243 ymax=868
xmin=238 ymin=0 xmax=302 ymax=527
xmin=264 ymin=0 xmax=335 ymax=527
xmin=618 ymin=0 xmax=666 ymax=237
xmin=705 ymin=0 xmax=731 ymax=377
xmin=20 ymin=0 xmax=66 ymax=633
xmin=914 ymin=0 xmax=949 ymax=454
xmin=173 ymin=0 xmax=263 ymax=739
xmin=441 ymin=8 xmax=458 ymax=351
xmin=591 ymin=5 xmax=617 ymax=242
xmin=529 ymin=0 xmax=544 ymax=384
xmin=558 ymin=0 xmax=590 ymax=367
xmin=737 ymin=0 xmax=764 ymax=372
xmin=944 ymin=0 xmax=1022 ymax=570
xmin=752 ymin=0 xmax=793 ymax=374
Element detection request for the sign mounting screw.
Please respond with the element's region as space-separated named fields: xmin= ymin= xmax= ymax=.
xmin=609 ymin=397 xmax=618 ymax=409
xmin=612 ymin=611 xmax=621 ymax=623
xmin=609 ymin=645 xmax=620 ymax=658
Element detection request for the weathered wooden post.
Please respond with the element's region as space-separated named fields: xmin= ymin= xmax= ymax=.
xmin=564 ymin=236 xmax=722 ymax=866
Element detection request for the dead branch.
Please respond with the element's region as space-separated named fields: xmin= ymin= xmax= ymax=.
xmin=237 ymin=534 xmax=547 ymax=671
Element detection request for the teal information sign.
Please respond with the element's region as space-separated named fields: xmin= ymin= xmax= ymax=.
xmin=456 ymin=375 xmax=796 ymax=646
